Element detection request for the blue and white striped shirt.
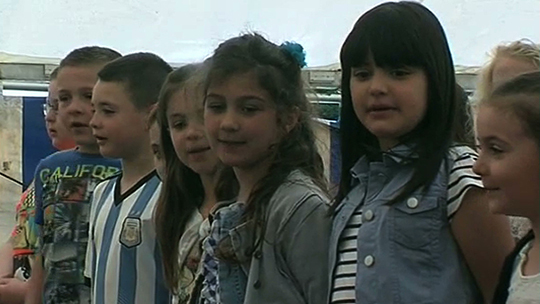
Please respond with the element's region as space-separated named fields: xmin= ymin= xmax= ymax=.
xmin=85 ymin=171 xmax=170 ymax=304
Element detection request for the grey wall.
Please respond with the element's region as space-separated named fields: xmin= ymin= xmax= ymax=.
xmin=0 ymin=96 xmax=22 ymax=242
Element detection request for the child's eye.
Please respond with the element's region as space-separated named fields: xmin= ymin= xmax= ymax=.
xmin=488 ymin=145 xmax=504 ymax=155
xmin=102 ymin=109 xmax=115 ymax=115
xmin=83 ymin=93 xmax=93 ymax=100
xmin=389 ymin=68 xmax=411 ymax=78
xmin=241 ymin=105 xmax=259 ymax=114
xmin=171 ymin=120 xmax=187 ymax=130
xmin=205 ymin=102 xmax=225 ymax=113
xmin=351 ymin=68 xmax=371 ymax=80
xmin=58 ymin=95 xmax=71 ymax=104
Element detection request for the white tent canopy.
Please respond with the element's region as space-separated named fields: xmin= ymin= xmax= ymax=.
xmin=0 ymin=0 xmax=538 ymax=68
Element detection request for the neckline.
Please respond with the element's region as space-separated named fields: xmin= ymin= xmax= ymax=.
xmin=517 ymin=241 xmax=540 ymax=279
xmin=113 ymin=170 xmax=157 ymax=206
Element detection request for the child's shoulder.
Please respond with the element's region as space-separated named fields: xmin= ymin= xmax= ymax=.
xmin=278 ymin=170 xmax=328 ymax=199
xmin=270 ymin=170 xmax=330 ymax=214
xmin=40 ymin=149 xmax=79 ymax=164
xmin=448 ymin=145 xmax=478 ymax=162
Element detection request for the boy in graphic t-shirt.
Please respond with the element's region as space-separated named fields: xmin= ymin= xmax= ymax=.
xmin=26 ymin=46 xmax=122 ymax=304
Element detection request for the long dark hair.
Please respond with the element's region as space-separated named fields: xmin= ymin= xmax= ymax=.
xmin=154 ymin=64 xmax=238 ymax=292
xmin=337 ymin=1 xmax=458 ymax=205
xmin=205 ymin=33 xmax=327 ymax=257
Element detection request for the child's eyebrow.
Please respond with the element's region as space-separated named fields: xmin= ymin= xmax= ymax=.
xmin=205 ymin=93 xmax=225 ymax=100
xmin=167 ymin=112 xmax=186 ymax=119
xmin=95 ymin=101 xmax=117 ymax=108
xmin=237 ymin=95 xmax=265 ymax=102
xmin=478 ymin=135 xmax=509 ymax=145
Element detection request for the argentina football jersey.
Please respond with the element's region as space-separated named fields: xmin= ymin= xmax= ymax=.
xmin=85 ymin=171 xmax=170 ymax=303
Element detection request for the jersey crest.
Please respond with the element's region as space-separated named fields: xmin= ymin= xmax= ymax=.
xmin=120 ymin=217 xmax=142 ymax=248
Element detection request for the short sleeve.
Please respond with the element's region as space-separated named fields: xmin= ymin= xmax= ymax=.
xmin=84 ymin=186 xmax=100 ymax=280
xmin=11 ymin=187 xmax=30 ymax=237
xmin=447 ymin=146 xmax=483 ymax=217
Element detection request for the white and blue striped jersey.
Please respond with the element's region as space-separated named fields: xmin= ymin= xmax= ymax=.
xmin=84 ymin=171 xmax=170 ymax=304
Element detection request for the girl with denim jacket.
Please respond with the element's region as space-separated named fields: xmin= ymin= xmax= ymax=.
xmin=329 ymin=2 xmax=514 ymax=303
xmin=153 ymin=64 xmax=238 ymax=303
xmin=200 ymin=33 xmax=331 ymax=304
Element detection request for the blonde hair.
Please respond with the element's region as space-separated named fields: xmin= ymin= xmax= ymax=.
xmin=474 ymin=39 xmax=539 ymax=106
xmin=478 ymin=71 xmax=540 ymax=147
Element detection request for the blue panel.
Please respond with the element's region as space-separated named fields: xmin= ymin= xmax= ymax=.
xmin=22 ymin=97 xmax=56 ymax=188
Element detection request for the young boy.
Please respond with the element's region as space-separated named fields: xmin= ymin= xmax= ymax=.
xmin=0 ymin=68 xmax=76 ymax=304
xmin=26 ymin=46 xmax=122 ymax=304
xmin=84 ymin=53 xmax=172 ymax=303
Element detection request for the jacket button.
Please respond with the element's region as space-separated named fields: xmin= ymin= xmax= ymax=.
xmin=254 ymin=280 xmax=261 ymax=289
xmin=364 ymin=210 xmax=374 ymax=221
xmin=364 ymin=255 xmax=375 ymax=267
xmin=254 ymin=250 xmax=262 ymax=259
xmin=406 ymin=197 xmax=419 ymax=209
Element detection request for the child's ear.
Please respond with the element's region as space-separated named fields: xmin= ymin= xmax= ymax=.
xmin=144 ymin=103 xmax=158 ymax=130
xmin=284 ymin=107 xmax=300 ymax=134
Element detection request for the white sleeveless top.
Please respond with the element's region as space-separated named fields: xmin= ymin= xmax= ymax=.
xmin=507 ymin=241 xmax=540 ymax=304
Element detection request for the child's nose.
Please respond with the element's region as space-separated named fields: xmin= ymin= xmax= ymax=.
xmin=368 ymin=71 xmax=388 ymax=96
xmin=220 ymin=111 xmax=240 ymax=131
xmin=472 ymin=156 xmax=487 ymax=176
xmin=89 ymin=113 xmax=100 ymax=129
xmin=186 ymin=124 xmax=203 ymax=140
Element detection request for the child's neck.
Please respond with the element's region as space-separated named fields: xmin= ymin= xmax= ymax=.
xmin=120 ymin=148 xmax=155 ymax=195
xmin=199 ymin=173 xmax=218 ymax=218
xmin=523 ymin=218 xmax=539 ymax=276
xmin=77 ymin=144 xmax=101 ymax=155
xmin=235 ymin=159 xmax=273 ymax=203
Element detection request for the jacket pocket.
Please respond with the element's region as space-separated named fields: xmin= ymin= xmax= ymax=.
xmin=391 ymin=197 xmax=443 ymax=249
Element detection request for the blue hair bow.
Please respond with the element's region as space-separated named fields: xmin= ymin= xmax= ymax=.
xmin=280 ymin=41 xmax=307 ymax=68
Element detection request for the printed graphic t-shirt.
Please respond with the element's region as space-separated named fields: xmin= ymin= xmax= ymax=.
xmin=34 ymin=149 xmax=121 ymax=304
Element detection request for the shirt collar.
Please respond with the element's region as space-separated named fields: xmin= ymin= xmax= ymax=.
xmin=349 ymin=143 xmax=418 ymax=181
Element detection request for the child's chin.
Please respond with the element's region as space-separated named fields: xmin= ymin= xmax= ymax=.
xmin=488 ymin=199 xmax=511 ymax=215
xmin=99 ymin=147 xmax=121 ymax=159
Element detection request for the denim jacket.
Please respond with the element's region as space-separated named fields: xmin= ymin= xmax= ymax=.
xmin=214 ymin=170 xmax=331 ymax=304
xmin=329 ymin=146 xmax=482 ymax=303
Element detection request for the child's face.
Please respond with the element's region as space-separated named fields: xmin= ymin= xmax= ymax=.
xmin=45 ymin=80 xmax=75 ymax=151
xmin=204 ymin=71 xmax=281 ymax=170
xmin=473 ymin=104 xmax=539 ymax=218
xmin=492 ymin=56 xmax=538 ymax=89
xmin=349 ymin=59 xmax=428 ymax=151
xmin=167 ymin=89 xmax=220 ymax=176
xmin=57 ymin=64 xmax=103 ymax=153
xmin=149 ymin=122 xmax=165 ymax=179
xmin=90 ymin=80 xmax=150 ymax=160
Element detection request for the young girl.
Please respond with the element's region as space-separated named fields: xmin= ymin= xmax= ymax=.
xmin=148 ymin=107 xmax=165 ymax=179
xmin=474 ymin=39 xmax=539 ymax=241
xmin=475 ymin=39 xmax=539 ymax=103
xmin=201 ymin=33 xmax=330 ymax=304
xmin=330 ymin=2 xmax=514 ymax=304
xmin=154 ymin=64 xmax=238 ymax=303
xmin=473 ymin=71 xmax=540 ymax=304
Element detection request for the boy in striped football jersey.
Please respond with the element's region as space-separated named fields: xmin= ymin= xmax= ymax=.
xmin=84 ymin=53 xmax=172 ymax=304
